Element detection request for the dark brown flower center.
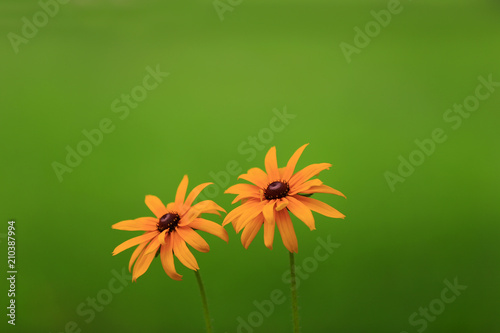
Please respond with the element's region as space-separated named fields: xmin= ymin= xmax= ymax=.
xmin=264 ymin=181 xmax=289 ymax=200
xmin=157 ymin=213 xmax=180 ymax=232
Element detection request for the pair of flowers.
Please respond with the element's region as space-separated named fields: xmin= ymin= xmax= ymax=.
xmin=112 ymin=144 xmax=345 ymax=282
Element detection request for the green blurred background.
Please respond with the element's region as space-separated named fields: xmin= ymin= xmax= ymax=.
xmin=1 ymin=0 xmax=499 ymax=332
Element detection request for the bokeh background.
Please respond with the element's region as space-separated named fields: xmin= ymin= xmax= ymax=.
xmin=1 ymin=0 xmax=499 ymax=332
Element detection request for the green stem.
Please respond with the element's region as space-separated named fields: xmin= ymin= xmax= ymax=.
xmin=194 ymin=270 xmax=213 ymax=333
xmin=289 ymin=252 xmax=300 ymax=333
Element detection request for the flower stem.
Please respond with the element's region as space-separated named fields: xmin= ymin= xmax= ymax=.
xmin=289 ymin=251 xmax=300 ymax=333
xmin=194 ymin=270 xmax=213 ymax=333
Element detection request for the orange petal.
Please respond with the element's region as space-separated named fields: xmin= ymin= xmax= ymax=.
xmin=132 ymin=245 xmax=156 ymax=281
xmin=176 ymin=227 xmax=210 ymax=252
xmin=282 ymin=144 xmax=308 ymax=181
xmin=287 ymin=196 xmax=316 ymax=230
xmin=276 ymin=197 xmax=289 ymax=211
xmin=278 ymin=167 xmax=286 ymax=179
xmin=128 ymin=241 xmax=148 ymax=272
xmin=234 ymin=200 xmax=267 ymax=233
xmin=184 ymin=182 xmax=213 ymax=208
xmin=289 ymin=163 xmax=332 ymax=188
xmin=160 ymin=234 xmax=182 ymax=281
xmin=112 ymin=232 xmax=157 ymax=256
xmin=263 ymin=200 xmax=276 ymax=224
xmin=172 ymin=232 xmax=199 ymax=270
xmin=189 ymin=218 xmax=229 ymax=242
xmin=289 ymin=179 xmax=323 ymax=195
xmin=145 ymin=195 xmax=167 ymax=218
xmin=295 ymin=196 xmax=345 ymax=219
xmin=222 ymin=204 xmax=247 ymax=226
xmin=158 ymin=230 xmax=168 ymax=244
xmin=300 ymin=184 xmax=346 ymax=198
xmin=228 ymin=184 xmax=261 ymax=204
xmin=174 ymin=175 xmax=189 ymax=209
xmin=178 ymin=208 xmax=200 ymax=227
xmin=238 ymin=167 xmax=268 ymax=188
xmin=231 ymin=191 xmax=260 ymax=204
xmin=204 ymin=209 xmax=221 ymax=216
xmin=192 ymin=200 xmax=226 ymax=214
xmin=145 ymin=234 xmax=161 ymax=254
xmin=180 ymin=200 xmax=226 ymax=227
xmin=112 ymin=217 xmax=157 ymax=231
xmin=241 ymin=216 xmax=263 ymax=249
xmin=263 ymin=218 xmax=275 ymax=250
xmin=226 ymin=183 xmax=260 ymax=195
xmin=265 ymin=146 xmax=280 ymax=182
xmin=276 ymin=209 xmax=298 ymax=253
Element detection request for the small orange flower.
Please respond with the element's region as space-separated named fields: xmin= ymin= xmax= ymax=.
xmin=223 ymin=144 xmax=345 ymax=253
xmin=112 ymin=175 xmax=227 ymax=281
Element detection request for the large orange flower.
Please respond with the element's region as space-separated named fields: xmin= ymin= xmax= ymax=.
xmin=223 ymin=144 xmax=345 ymax=253
xmin=112 ymin=175 xmax=227 ymax=281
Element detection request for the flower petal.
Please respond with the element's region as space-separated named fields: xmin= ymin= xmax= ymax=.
xmin=175 ymin=175 xmax=189 ymax=209
xmin=296 ymin=196 xmax=345 ymax=219
xmin=180 ymin=200 xmax=226 ymax=227
xmin=226 ymin=183 xmax=260 ymax=195
xmin=172 ymin=232 xmax=199 ymax=270
xmin=192 ymin=200 xmax=226 ymax=214
xmin=176 ymin=226 xmax=210 ymax=252
xmin=222 ymin=203 xmax=247 ymax=226
xmin=184 ymin=182 xmax=213 ymax=208
xmin=289 ymin=179 xmax=323 ymax=195
xmin=265 ymin=146 xmax=280 ymax=181
xmin=158 ymin=230 xmax=168 ymax=244
xmin=241 ymin=216 xmax=263 ymax=249
xmin=227 ymin=184 xmax=261 ymax=204
xmin=112 ymin=217 xmax=157 ymax=231
xmin=263 ymin=200 xmax=276 ymax=224
xmin=289 ymin=163 xmax=332 ymax=188
xmin=145 ymin=234 xmax=161 ymax=254
xmin=275 ymin=209 xmax=298 ymax=253
xmin=128 ymin=242 xmax=148 ymax=272
xmin=204 ymin=209 xmax=221 ymax=216
xmin=278 ymin=167 xmax=286 ymax=179
xmin=160 ymin=234 xmax=182 ymax=281
xmin=276 ymin=197 xmax=289 ymax=211
xmin=132 ymin=245 xmax=156 ymax=281
xmin=112 ymin=232 xmax=157 ymax=256
xmin=263 ymin=218 xmax=275 ymax=250
xmin=300 ymin=184 xmax=346 ymax=198
xmin=189 ymin=218 xmax=229 ymax=242
xmin=145 ymin=195 xmax=167 ymax=218
xmin=234 ymin=200 xmax=267 ymax=233
xmin=287 ymin=196 xmax=316 ymax=230
xmin=238 ymin=167 xmax=268 ymax=188
xmin=231 ymin=192 xmax=260 ymax=204
xmin=178 ymin=208 xmax=200 ymax=227
xmin=282 ymin=144 xmax=308 ymax=181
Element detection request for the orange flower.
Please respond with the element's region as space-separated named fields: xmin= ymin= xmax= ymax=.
xmin=112 ymin=175 xmax=227 ymax=281
xmin=223 ymin=144 xmax=345 ymax=253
